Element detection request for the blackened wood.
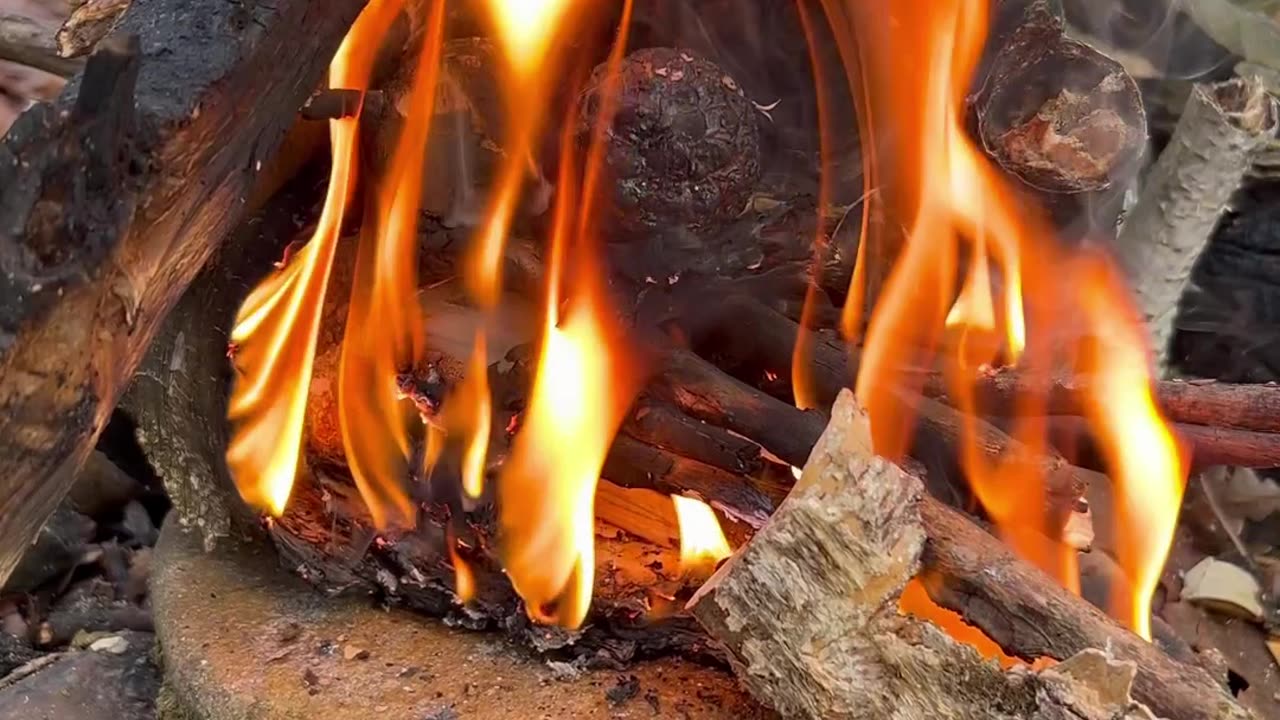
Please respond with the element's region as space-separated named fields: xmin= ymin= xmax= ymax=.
xmin=622 ymin=399 xmax=765 ymax=477
xmin=0 ymin=0 xmax=367 ymax=587
xmin=654 ymin=347 xmax=828 ymax=469
xmin=270 ymin=469 xmax=724 ymax=667
xmin=603 ymin=434 xmax=782 ymax=531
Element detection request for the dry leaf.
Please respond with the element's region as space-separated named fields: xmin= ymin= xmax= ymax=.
xmin=1184 ymin=556 xmax=1266 ymax=622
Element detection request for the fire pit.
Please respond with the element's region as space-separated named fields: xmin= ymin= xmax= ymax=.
xmin=3 ymin=0 xmax=1280 ymax=718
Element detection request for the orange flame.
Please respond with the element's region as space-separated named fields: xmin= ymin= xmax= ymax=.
xmin=671 ymin=495 xmax=732 ymax=573
xmin=495 ymin=0 xmax=637 ymax=628
xmin=338 ymin=0 xmax=447 ymax=529
xmin=837 ymin=0 xmax=1184 ymax=640
xmin=226 ymin=0 xmax=404 ymax=516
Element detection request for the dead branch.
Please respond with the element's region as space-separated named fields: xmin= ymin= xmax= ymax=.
xmin=919 ymin=368 xmax=1280 ymax=438
xmin=0 ymin=9 xmax=81 ymax=76
xmin=1115 ymin=76 xmax=1278 ymax=367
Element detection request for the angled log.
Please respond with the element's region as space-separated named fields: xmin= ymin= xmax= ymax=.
xmin=0 ymin=0 xmax=366 ymax=586
xmin=690 ymin=390 xmax=1251 ymax=720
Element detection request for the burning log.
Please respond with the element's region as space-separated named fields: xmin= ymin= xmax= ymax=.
xmin=674 ymin=293 xmax=1089 ymax=516
xmin=689 ymin=391 xmax=1252 ymax=720
xmin=654 ymin=347 xmax=827 ymax=470
xmin=0 ymin=0 xmax=366 ymax=586
xmin=622 ymin=399 xmax=766 ymax=477
xmin=1114 ymin=76 xmax=1278 ymax=366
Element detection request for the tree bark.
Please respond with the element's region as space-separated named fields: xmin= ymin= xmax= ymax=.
xmin=688 ymin=390 xmax=1187 ymax=720
xmin=1115 ymin=76 xmax=1278 ymax=368
xmin=0 ymin=0 xmax=366 ymax=587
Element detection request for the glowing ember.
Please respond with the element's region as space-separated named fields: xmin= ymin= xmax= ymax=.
xmin=839 ymin=0 xmax=1185 ymax=640
xmin=672 ymin=495 xmax=732 ymax=572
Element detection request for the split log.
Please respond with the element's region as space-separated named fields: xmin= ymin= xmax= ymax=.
xmin=1115 ymin=76 xmax=1278 ymax=367
xmin=690 ymin=390 xmax=1252 ymax=720
xmin=55 ymin=0 xmax=128 ymax=60
xmin=0 ymin=0 xmax=366 ymax=587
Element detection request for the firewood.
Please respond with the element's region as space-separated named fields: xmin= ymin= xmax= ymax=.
xmin=1115 ymin=76 xmax=1278 ymax=367
xmin=655 ymin=347 xmax=828 ymax=469
xmin=919 ymin=367 xmax=1280 ymax=444
xmin=676 ymin=293 xmax=1089 ymax=517
xmin=603 ymin=434 xmax=783 ymax=532
xmin=972 ymin=0 xmax=1147 ymax=239
xmin=622 ymin=399 xmax=765 ymax=477
xmin=688 ymin=390 xmax=1226 ymax=720
xmin=0 ymin=0 xmax=366 ymax=587
xmin=1042 ymin=414 xmax=1280 ymax=470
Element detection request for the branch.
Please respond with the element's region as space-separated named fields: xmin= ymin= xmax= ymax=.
xmin=1115 ymin=76 xmax=1278 ymax=368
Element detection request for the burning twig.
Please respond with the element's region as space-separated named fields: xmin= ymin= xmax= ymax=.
xmin=689 ymin=391 xmax=1248 ymax=720
xmin=1115 ymin=76 xmax=1278 ymax=367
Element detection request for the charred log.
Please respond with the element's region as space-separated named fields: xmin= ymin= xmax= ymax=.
xmin=0 ymin=0 xmax=365 ymax=587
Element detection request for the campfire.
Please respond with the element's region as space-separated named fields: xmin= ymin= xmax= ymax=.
xmin=2 ymin=0 xmax=1280 ymax=718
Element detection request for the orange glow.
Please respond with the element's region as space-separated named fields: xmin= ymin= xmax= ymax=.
xmin=468 ymin=0 xmax=578 ymax=306
xmin=836 ymin=0 xmax=1184 ymax=641
xmin=495 ymin=0 xmax=637 ymax=629
xmin=338 ymin=0 xmax=447 ymax=529
xmin=899 ymin=576 xmax=1017 ymax=667
xmin=671 ymin=495 xmax=732 ymax=573
xmin=226 ymin=0 xmax=404 ymax=517
xmin=450 ymin=541 xmax=476 ymax=603
xmin=485 ymin=0 xmax=573 ymax=79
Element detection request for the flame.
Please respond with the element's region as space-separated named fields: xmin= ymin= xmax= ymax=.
xmin=1075 ymin=256 xmax=1186 ymax=638
xmin=672 ymin=495 xmax=732 ymax=572
xmin=485 ymin=0 xmax=573 ymax=80
xmin=495 ymin=0 xmax=637 ymax=628
xmin=338 ymin=0 xmax=447 ymax=529
xmin=835 ymin=0 xmax=1184 ymax=641
xmin=226 ymin=0 xmax=405 ymax=516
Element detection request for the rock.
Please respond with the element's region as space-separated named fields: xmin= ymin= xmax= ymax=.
xmin=1 ymin=506 xmax=96 ymax=594
xmin=0 ymin=631 xmax=39 ymax=677
xmin=0 ymin=631 xmax=159 ymax=718
xmin=89 ymin=635 xmax=130 ymax=655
